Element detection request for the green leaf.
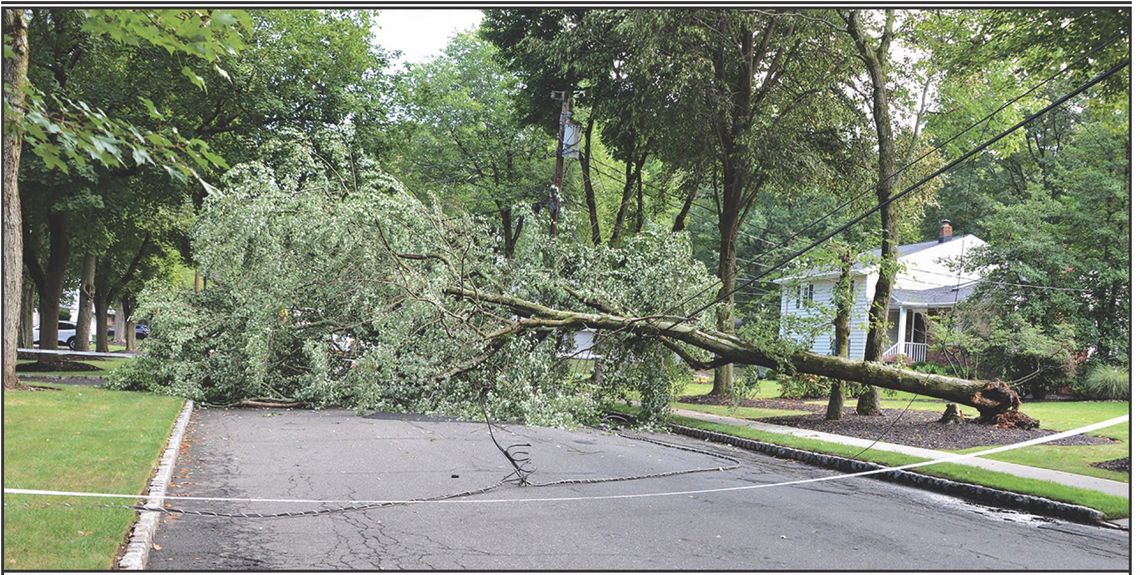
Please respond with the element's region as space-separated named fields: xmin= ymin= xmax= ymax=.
xmin=32 ymin=143 xmax=69 ymax=174
xmin=181 ymin=66 xmax=207 ymax=92
xmin=139 ymin=96 xmax=165 ymax=121
xmin=131 ymin=146 xmax=153 ymax=166
xmin=213 ymin=63 xmax=232 ymax=83
xmin=211 ymin=11 xmax=238 ymax=28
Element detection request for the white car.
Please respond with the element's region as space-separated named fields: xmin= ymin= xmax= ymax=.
xmin=32 ymin=321 xmax=91 ymax=350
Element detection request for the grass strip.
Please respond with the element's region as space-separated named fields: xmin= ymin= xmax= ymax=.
xmin=3 ymin=385 xmax=185 ymax=570
xmin=667 ymin=401 xmax=809 ymax=419
xmin=608 ymin=404 xmax=1129 ymax=519
xmin=676 ymin=389 xmax=1130 ymax=482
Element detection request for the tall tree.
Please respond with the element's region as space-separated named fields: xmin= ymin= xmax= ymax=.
xmin=844 ymin=9 xmax=899 ymax=415
xmin=482 ymin=9 xmax=664 ymax=247
xmin=391 ymin=32 xmax=549 ymax=257
xmin=919 ymin=8 xmax=1129 ymax=366
xmin=5 ymin=8 xmax=245 ymax=371
xmin=2 ymin=9 xmax=29 ymax=389
xmin=633 ymin=10 xmax=848 ymax=396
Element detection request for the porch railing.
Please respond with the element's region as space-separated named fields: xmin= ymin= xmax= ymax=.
xmin=881 ymin=342 xmax=928 ymax=363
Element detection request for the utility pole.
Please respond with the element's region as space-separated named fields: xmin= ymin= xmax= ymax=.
xmin=549 ymin=90 xmax=571 ymax=237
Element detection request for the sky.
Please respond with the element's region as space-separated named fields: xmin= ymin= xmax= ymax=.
xmin=372 ymin=9 xmax=485 ymax=67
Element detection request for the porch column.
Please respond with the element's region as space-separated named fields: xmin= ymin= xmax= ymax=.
xmin=896 ymin=306 xmax=908 ymax=357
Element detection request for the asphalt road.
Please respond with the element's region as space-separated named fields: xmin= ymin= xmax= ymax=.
xmin=150 ymin=408 xmax=1130 ymax=570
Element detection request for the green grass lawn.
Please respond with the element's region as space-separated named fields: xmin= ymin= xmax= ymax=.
xmin=955 ymin=401 xmax=1129 ymax=483
xmin=609 ymin=404 xmax=1130 ymax=519
xmin=3 ymin=385 xmax=185 ymax=570
xmin=674 ymin=380 xmax=1130 ymax=482
xmin=678 ymin=380 xmax=784 ymax=400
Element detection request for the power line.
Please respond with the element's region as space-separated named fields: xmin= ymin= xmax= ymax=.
xmin=903 ymin=266 xmax=1098 ymax=293
xmin=691 ymin=58 xmax=1128 ymax=323
xmin=558 ymin=56 xmax=1129 ymax=369
xmin=582 ymin=30 xmax=1124 ymax=326
xmin=552 ymin=38 xmax=1127 ymax=370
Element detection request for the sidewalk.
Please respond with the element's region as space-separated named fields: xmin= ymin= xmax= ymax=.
xmin=670 ymin=406 xmax=1131 ymax=499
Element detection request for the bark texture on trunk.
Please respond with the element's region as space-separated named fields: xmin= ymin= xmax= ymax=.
xmin=578 ymin=116 xmax=602 ymax=245
xmin=498 ymin=204 xmax=524 ymax=258
xmin=444 ymin=286 xmax=1037 ymax=427
xmin=112 ymin=307 xmax=126 ymax=345
xmin=94 ymin=295 xmax=110 ymax=352
xmin=848 ymin=10 xmax=898 ymax=417
xmin=122 ymin=297 xmax=136 ymax=351
xmin=18 ymin=272 xmax=35 ymax=347
xmin=826 ymin=250 xmax=854 ymax=420
xmin=3 ymin=9 xmax=29 ymax=389
xmin=75 ymin=253 xmax=95 ymax=351
xmin=672 ymin=178 xmax=699 ymax=233
xmin=710 ymin=215 xmax=739 ymax=396
xmin=25 ymin=212 xmax=71 ymax=357
xmin=608 ymin=153 xmax=648 ymax=247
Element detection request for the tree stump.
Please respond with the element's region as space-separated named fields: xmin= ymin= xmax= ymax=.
xmin=939 ymin=403 xmax=965 ymax=424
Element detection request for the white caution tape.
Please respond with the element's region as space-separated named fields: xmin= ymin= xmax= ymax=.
xmin=3 ymin=414 xmax=1128 ymax=506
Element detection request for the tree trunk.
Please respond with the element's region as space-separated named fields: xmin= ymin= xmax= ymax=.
xmin=634 ymin=167 xmax=645 ymax=234
xmin=609 ymin=153 xmax=648 ymax=247
xmin=578 ymin=116 xmax=602 ymax=245
xmin=710 ymin=216 xmax=739 ymax=397
xmin=826 ymin=249 xmax=854 ymax=420
xmin=444 ymin=286 xmax=1038 ymax=428
xmin=122 ymin=296 xmax=136 ymax=351
xmin=2 ymin=8 xmax=28 ymax=390
xmin=26 ymin=212 xmax=71 ymax=359
xmin=75 ymin=253 xmax=95 ymax=351
xmin=18 ymin=271 xmax=35 ymax=348
xmin=848 ymin=10 xmax=898 ymax=417
xmin=498 ymin=204 xmax=523 ymax=258
xmin=672 ymin=177 xmax=700 ymax=233
xmin=94 ymin=294 xmax=110 ymax=352
xmin=112 ymin=306 xmax=127 ymax=345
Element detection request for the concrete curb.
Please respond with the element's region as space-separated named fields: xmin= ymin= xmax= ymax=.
xmin=666 ymin=423 xmax=1109 ymax=525
xmin=118 ymin=400 xmax=194 ymax=570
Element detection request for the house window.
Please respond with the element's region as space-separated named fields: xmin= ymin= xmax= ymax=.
xmin=796 ymin=284 xmax=814 ymax=309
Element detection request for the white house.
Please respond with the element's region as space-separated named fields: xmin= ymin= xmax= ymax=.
xmin=775 ymin=221 xmax=985 ymax=364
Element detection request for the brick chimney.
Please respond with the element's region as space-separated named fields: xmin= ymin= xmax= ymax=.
xmin=937 ymin=220 xmax=953 ymax=243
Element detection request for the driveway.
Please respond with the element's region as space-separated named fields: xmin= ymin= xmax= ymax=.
xmin=150 ymin=408 xmax=1129 ymax=570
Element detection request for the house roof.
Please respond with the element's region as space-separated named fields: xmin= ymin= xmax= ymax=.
xmin=772 ymin=234 xmax=984 ymax=284
xmin=891 ymin=282 xmax=977 ymax=308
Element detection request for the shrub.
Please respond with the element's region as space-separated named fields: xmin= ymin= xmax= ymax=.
xmin=1079 ymin=364 xmax=1130 ymax=400
xmin=909 ymin=362 xmax=953 ymax=377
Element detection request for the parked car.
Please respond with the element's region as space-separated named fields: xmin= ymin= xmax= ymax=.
xmin=107 ymin=323 xmax=150 ymax=340
xmin=32 ymin=321 xmax=91 ymax=350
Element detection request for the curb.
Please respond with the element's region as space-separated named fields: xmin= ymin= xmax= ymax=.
xmin=666 ymin=422 xmax=1108 ymax=525
xmin=118 ymin=400 xmax=194 ymax=570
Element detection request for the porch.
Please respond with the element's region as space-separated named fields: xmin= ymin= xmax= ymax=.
xmin=881 ymin=307 xmax=932 ymax=364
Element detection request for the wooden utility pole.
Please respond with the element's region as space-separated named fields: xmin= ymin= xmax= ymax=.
xmin=549 ymin=90 xmax=571 ymax=237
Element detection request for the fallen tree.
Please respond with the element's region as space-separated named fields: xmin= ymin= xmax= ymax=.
xmin=109 ymin=139 xmax=1038 ymax=429
xmin=442 ymin=287 xmax=1039 ymax=429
